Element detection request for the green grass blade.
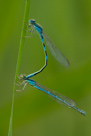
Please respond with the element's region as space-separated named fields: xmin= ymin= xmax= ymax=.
xmin=8 ymin=0 xmax=31 ymax=136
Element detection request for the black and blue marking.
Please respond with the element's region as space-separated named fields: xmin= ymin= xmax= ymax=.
xmin=27 ymin=19 xmax=47 ymax=78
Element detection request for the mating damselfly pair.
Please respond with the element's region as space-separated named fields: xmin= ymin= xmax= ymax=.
xmin=16 ymin=19 xmax=86 ymax=116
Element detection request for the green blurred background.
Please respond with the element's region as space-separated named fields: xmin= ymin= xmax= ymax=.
xmin=0 ymin=0 xmax=91 ymax=136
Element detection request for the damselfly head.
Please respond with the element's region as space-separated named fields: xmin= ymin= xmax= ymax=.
xmin=30 ymin=19 xmax=35 ymax=25
xmin=19 ymin=74 xmax=26 ymax=80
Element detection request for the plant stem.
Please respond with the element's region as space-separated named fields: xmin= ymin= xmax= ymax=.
xmin=8 ymin=0 xmax=31 ymax=136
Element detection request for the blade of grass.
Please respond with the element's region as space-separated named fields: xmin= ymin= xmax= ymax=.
xmin=8 ymin=0 xmax=31 ymax=136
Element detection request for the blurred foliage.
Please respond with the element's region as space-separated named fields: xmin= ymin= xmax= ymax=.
xmin=0 ymin=0 xmax=91 ymax=136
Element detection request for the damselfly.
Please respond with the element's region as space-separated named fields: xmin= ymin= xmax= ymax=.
xmin=26 ymin=19 xmax=69 ymax=78
xmin=16 ymin=74 xmax=86 ymax=116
